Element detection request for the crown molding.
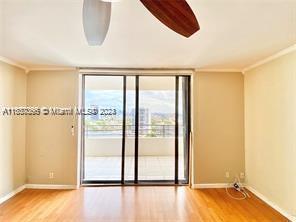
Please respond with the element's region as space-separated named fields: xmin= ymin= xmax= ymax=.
xmin=242 ymin=44 xmax=296 ymax=74
xmin=0 ymin=56 xmax=29 ymax=73
xmin=0 ymin=57 xmax=77 ymax=73
xmin=2 ymin=44 xmax=295 ymax=75
xmin=195 ymin=68 xmax=242 ymax=73
xmin=28 ymin=67 xmax=78 ymax=73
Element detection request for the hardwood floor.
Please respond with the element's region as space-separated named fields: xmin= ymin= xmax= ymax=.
xmin=0 ymin=187 xmax=288 ymax=222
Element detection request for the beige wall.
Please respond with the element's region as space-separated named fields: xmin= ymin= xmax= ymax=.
xmin=244 ymin=51 xmax=296 ymax=217
xmin=193 ymin=72 xmax=245 ymax=184
xmin=0 ymin=67 xmax=245 ymax=188
xmin=26 ymin=70 xmax=79 ymax=185
xmin=0 ymin=61 xmax=27 ymax=198
xmin=24 ymin=71 xmax=245 ymax=185
xmin=1 ymin=54 xmax=294 ymax=219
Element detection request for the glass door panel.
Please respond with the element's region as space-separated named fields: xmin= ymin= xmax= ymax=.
xmin=82 ymin=74 xmax=190 ymax=185
xmin=83 ymin=75 xmax=123 ymax=182
xmin=138 ymin=76 xmax=176 ymax=181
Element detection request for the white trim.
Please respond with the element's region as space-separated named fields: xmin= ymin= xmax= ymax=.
xmin=247 ymin=186 xmax=296 ymax=222
xmin=192 ymin=183 xmax=232 ymax=189
xmin=242 ymin=44 xmax=296 ymax=74
xmin=0 ymin=56 xmax=29 ymax=73
xmin=26 ymin=184 xmax=78 ymax=190
xmin=79 ymin=68 xmax=195 ymax=75
xmin=0 ymin=185 xmax=26 ymax=205
xmin=28 ymin=67 xmax=77 ymax=73
xmin=1 ymin=44 xmax=294 ymax=76
xmin=195 ymin=69 xmax=242 ymax=73
xmin=1 ymin=44 xmax=295 ymax=75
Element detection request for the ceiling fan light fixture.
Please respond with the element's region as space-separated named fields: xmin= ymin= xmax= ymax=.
xmin=83 ymin=0 xmax=112 ymax=46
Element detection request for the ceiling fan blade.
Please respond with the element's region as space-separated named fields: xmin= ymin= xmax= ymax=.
xmin=83 ymin=0 xmax=111 ymax=46
xmin=139 ymin=0 xmax=200 ymax=38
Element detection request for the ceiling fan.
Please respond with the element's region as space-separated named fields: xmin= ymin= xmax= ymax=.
xmin=83 ymin=0 xmax=200 ymax=46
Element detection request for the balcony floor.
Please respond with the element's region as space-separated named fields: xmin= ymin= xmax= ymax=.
xmin=85 ymin=156 xmax=185 ymax=181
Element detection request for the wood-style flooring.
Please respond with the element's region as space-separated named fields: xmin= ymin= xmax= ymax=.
xmin=0 ymin=187 xmax=288 ymax=222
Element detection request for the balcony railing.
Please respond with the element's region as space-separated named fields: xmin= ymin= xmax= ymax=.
xmin=85 ymin=124 xmax=183 ymax=138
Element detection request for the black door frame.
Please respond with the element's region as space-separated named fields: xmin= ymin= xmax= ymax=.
xmin=81 ymin=74 xmax=191 ymax=185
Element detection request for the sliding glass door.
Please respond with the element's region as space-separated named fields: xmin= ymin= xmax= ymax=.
xmin=138 ymin=76 xmax=176 ymax=182
xmin=83 ymin=76 xmax=123 ymax=182
xmin=82 ymin=74 xmax=190 ymax=185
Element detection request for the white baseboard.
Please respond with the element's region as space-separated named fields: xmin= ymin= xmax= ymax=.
xmin=247 ymin=186 xmax=296 ymax=222
xmin=0 ymin=184 xmax=26 ymax=205
xmin=0 ymin=184 xmax=78 ymax=205
xmin=192 ymin=183 xmax=232 ymax=189
xmin=26 ymin=184 xmax=78 ymax=190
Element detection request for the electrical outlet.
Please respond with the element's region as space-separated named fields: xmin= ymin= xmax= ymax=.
xmin=49 ymin=172 xmax=54 ymax=179
xmin=71 ymin=126 xmax=75 ymax=136
xmin=225 ymin=171 xmax=230 ymax=178
xmin=240 ymin=172 xmax=245 ymax=179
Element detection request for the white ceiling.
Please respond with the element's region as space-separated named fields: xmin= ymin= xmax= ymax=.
xmin=0 ymin=0 xmax=295 ymax=70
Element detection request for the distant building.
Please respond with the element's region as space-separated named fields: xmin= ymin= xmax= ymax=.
xmin=131 ymin=108 xmax=151 ymax=135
